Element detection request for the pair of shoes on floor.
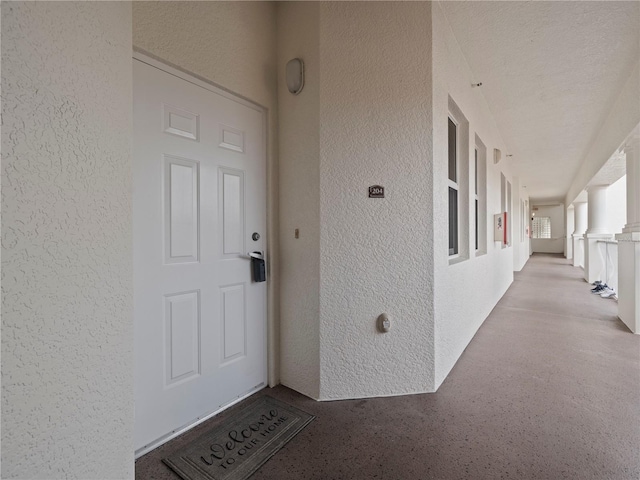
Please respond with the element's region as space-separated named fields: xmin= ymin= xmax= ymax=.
xmin=600 ymin=288 xmax=617 ymax=299
xmin=591 ymin=283 xmax=608 ymax=293
xmin=591 ymin=280 xmax=603 ymax=286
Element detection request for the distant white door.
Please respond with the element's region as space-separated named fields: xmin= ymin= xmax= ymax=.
xmin=133 ymin=57 xmax=267 ymax=453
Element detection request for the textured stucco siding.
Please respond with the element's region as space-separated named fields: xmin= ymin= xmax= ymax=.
xmin=2 ymin=2 xmax=134 ymax=478
xmin=276 ymin=2 xmax=321 ymax=399
xmin=432 ymin=2 xmax=525 ymax=388
xmin=318 ymin=2 xmax=435 ymax=399
xmin=132 ymin=0 xmax=281 ymax=386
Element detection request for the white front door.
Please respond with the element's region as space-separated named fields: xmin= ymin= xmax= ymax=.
xmin=133 ymin=57 xmax=267 ymax=454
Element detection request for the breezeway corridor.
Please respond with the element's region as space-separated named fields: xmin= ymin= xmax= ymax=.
xmin=136 ymin=253 xmax=640 ymax=480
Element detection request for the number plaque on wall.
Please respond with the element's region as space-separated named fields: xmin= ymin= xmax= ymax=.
xmin=368 ymin=185 xmax=385 ymax=198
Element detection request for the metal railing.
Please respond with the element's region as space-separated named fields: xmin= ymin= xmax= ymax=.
xmin=597 ymin=240 xmax=618 ymax=293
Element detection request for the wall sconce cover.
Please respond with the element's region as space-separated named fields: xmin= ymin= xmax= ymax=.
xmin=286 ymin=58 xmax=304 ymax=95
xmin=493 ymin=148 xmax=501 ymax=164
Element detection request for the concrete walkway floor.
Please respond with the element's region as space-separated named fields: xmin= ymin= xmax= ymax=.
xmin=136 ymin=253 xmax=640 ymax=480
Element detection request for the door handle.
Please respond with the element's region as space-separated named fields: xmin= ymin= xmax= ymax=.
xmin=240 ymin=251 xmax=263 ymax=260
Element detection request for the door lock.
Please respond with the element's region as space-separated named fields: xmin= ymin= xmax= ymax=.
xmin=252 ymin=232 xmax=260 ymax=241
xmin=249 ymin=251 xmax=266 ymax=283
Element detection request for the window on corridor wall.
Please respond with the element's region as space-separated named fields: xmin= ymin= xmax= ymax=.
xmin=448 ymin=117 xmax=459 ymax=256
xmin=521 ymin=200 xmax=525 ymax=242
xmin=532 ymin=216 xmax=551 ymax=239
xmin=448 ymin=96 xmax=469 ymax=262
xmin=500 ymin=173 xmax=506 ymax=248
xmin=474 ymin=134 xmax=488 ymax=256
xmin=507 ymin=181 xmax=512 ymax=246
xmin=474 ymin=148 xmax=479 ymax=251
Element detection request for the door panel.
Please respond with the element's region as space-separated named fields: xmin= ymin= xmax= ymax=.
xmin=165 ymin=291 xmax=200 ymax=385
xmin=220 ymin=168 xmax=245 ymax=257
xmin=165 ymin=155 xmax=199 ymax=263
xmin=133 ymin=58 xmax=267 ymax=452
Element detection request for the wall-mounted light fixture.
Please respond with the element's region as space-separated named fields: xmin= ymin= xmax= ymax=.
xmin=494 ymin=148 xmax=502 ymax=164
xmin=286 ymin=58 xmax=305 ymax=95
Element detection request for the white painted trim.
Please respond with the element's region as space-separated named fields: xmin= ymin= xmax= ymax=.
xmin=134 ymin=383 xmax=265 ymax=459
xmin=133 ymin=50 xmax=266 ymax=114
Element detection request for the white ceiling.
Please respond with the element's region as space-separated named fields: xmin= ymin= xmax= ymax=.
xmin=441 ymin=1 xmax=640 ymax=202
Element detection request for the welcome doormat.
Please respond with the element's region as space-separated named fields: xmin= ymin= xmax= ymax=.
xmin=163 ymin=396 xmax=315 ymax=480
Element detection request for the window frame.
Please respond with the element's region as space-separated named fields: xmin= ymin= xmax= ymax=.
xmin=521 ymin=200 xmax=525 ymax=242
xmin=474 ymin=134 xmax=487 ymax=257
xmin=506 ymin=180 xmax=512 ymax=247
xmin=448 ymin=116 xmax=460 ymax=258
xmin=474 ymin=148 xmax=479 ymax=252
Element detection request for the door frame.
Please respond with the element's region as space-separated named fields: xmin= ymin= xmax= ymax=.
xmin=132 ymin=51 xmax=273 ymax=458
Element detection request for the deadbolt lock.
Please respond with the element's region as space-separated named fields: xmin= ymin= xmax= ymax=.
xmin=252 ymin=232 xmax=260 ymax=241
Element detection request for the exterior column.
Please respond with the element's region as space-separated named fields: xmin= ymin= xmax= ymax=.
xmin=585 ymin=185 xmax=609 ymax=234
xmin=623 ymin=138 xmax=640 ymax=233
xmin=566 ymin=206 xmax=574 ymax=260
xmin=584 ymin=185 xmax=613 ymax=283
xmin=616 ymin=136 xmax=640 ymax=334
xmin=572 ymin=201 xmax=587 ymax=267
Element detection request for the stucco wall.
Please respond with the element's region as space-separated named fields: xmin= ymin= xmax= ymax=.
xmin=432 ymin=1 xmax=523 ymax=388
xmin=276 ymin=2 xmax=321 ymax=399
xmin=132 ymin=1 xmax=281 ymax=385
xmin=2 ymin=2 xmax=134 ymax=478
xmin=318 ymin=2 xmax=435 ymax=399
xmin=279 ymin=1 xmax=529 ymax=398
